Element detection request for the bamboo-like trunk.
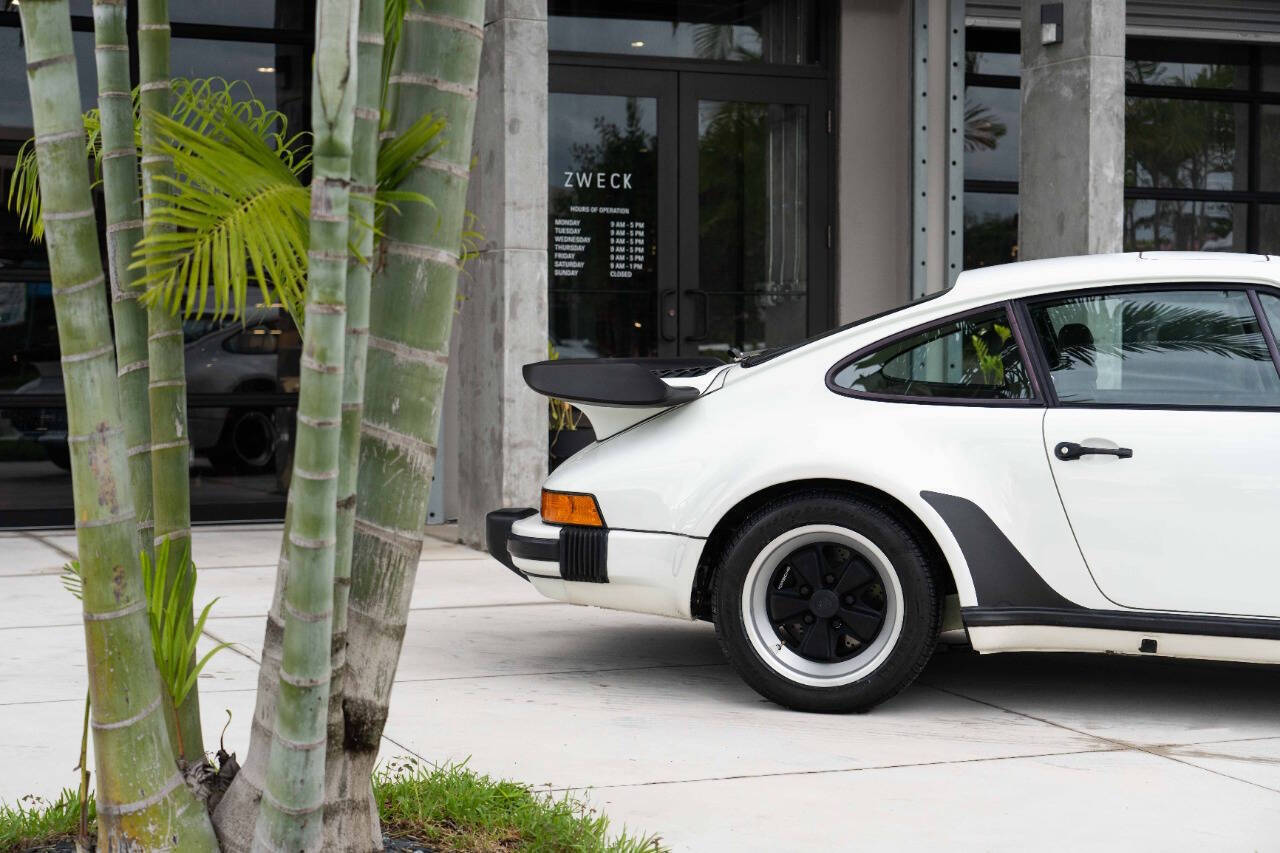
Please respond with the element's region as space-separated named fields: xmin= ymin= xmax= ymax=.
xmin=92 ymin=0 xmax=153 ymax=559
xmin=211 ymin=502 xmax=291 ymax=852
xmin=213 ymin=4 xmax=384 ymax=846
xmin=137 ymin=0 xmax=204 ymax=762
xmin=334 ymin=3 xmax=485 ymax=846
xmin=325 ymin=0 xmax=383 ymax=839
xmin=18 ymin=1 xmax=217 ymax=848
xmin=251 ymin=0 xmax=358 ymax=849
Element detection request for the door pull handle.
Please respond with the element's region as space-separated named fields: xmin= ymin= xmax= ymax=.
xmin=1054 ymin=441 xmax=1133 ymax=462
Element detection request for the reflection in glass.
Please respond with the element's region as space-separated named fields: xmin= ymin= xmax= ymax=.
xmin=1125 ymin=97 xmax=1247 ymax=190
xmin=1258 ymin=294 xmax=1280 ymax=344
xmin=1125 ymin=57 xmax=1248 ymax=90
xmin=1123 ymin=198 xmax=1244 ymax=252
xmin=168 ymin=0 xmax=309 ymax=30
xmin=698 ymin=293 xmax=805 ymax=362
xmin=548 ymin=93 xmax=658 ymax=357
xmin=1258 ymin=205 xmax=1280 ymax=255
xmin=0 ymin=30 xmax=97 ymax=143
xmin=1030 ymin=290 xmax=1280 ymax=407
xmin=963 ymin=193 xmax=1018 ymax=269
xmin=964 ymin=86 xmax=1018 ymax=182
xmin=0 ymin=282 xmax=296 ymax=522
xmin=170 ymin=39 xmax=309 ymax=129
xmin=550 ymin=0 xmax=819 ymax=65
xmin=965 ymin=51 xmax=1020 ymax=78
xmin=698 ymin=99 xmax=807 ymax=357
xmin=832 ymin=309 xmax=1032 ymax=400
xmin=1257 ymin=105 xmax=1280 ymax=192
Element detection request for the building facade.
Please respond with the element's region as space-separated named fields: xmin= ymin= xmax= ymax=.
xmin=2 ymin=0 xmax=1279 ymax=532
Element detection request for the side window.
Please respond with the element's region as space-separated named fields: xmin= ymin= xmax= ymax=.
xmin=222 ymin=325 xmax=280 ymax=355
xmin=831 ymin=308 xmax=1034 ymax=400
xmin=1028 ymin=289 xmax=1280 ymax=407
xmin=1259 ymin=293 xmax=1280 ymax=343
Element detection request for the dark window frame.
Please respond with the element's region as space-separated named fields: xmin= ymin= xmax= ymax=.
xmin=1016 ymin=280 xmax=1280 ymax=412
xmin=824 ymin=300 xmax=1045 ymax=407
xmin=963 ymin=29 xmax=1280 ymax=258
xmin=0 ymin=3 xmax=313 ymax=527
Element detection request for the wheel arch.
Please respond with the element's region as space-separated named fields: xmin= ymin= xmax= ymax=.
xmin=689 ymin=478 xmax=956 ymax=622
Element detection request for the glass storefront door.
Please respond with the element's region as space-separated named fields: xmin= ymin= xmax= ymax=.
xmin=548 ymin=67 xmax=828 ymax=359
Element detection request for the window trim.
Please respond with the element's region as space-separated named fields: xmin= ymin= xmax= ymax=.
xmin=824 ymin=301 xmax=1044 ymax=408
xmin=1017 ymin=281 xmax=1280 ymax=413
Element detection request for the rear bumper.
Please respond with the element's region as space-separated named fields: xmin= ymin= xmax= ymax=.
xmin=483 ymin=507 xmax=705 ymax=620
xmin=485 ymin=507 xmax=538 ymax=579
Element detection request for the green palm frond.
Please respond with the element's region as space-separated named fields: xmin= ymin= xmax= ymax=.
xmin=5 ymin=97 xmax=116 ymax=243
xmin=378 ymin=113 xmax=446 ymax=191
xmin=140 ymin=540 xmax=230 ymax=712
xmin=130 ymin=104 xmax=312 ymax=322
xmin=60 ymin=560 xmax=84 ymax=601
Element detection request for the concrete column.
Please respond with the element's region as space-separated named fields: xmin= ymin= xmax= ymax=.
xmin=837 ymin=0 xmax=913 ymax=322
xmin=454 ymin=0 xmax=549 ymax=547
xmin=1018 ymin=0 xmax=1124 ymax=260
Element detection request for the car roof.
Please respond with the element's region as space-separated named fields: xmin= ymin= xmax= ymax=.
xmin=948 ymin=251 xmax=1278 ymax=304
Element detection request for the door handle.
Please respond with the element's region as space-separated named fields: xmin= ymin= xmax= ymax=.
xmin=1054 ymin=441 xmax=1133 ymax=462
xmin=660 ymin=289 xmax=677 ymax=342
xmin=683 ymin=290 xmax=709 ymax=342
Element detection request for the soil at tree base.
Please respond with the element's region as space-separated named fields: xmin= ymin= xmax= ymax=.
xmin=13 ymin=836 xmax=437 ymax=851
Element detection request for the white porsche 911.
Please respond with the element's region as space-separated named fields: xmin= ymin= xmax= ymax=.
xmin=487 ymin=252 xmax=1280 ymax=712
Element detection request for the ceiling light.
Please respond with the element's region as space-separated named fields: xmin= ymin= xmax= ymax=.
xmin=630 ymin=40 xmax=645 ymax=48
xmin=257 ymin=66 xmax=276 ymax=73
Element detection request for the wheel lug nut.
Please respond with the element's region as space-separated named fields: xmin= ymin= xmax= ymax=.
xmin=824 ymin=575 xmax=835 ymax=584
xmin=804 ymin=614 xmax=815 ymax=624
xmin=843 ymin=595 xmax=854 ymax=605
xmin=800 ymin=586 xmax=810 ymax=596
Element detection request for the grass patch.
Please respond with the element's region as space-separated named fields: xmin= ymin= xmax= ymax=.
xmin=375 ymin=757 xmax=664 ymax=852
xmin=0 ymin=789 xmax=91 ymax=852
xmin=1 ymin=760 xmax=661 ymax=852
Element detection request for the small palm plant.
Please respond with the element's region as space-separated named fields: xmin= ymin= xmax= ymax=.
xmin=62 ymin=541 xmax=230 ymax=759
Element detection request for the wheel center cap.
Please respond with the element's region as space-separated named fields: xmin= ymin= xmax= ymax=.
xmin=809 ymin=589 xmax=839 ymax=619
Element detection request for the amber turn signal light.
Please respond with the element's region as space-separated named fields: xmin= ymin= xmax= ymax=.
xmin=541 ymin=490 xmax=604 ymax=527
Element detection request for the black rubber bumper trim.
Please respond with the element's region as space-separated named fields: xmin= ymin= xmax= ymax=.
xmin=962 ymin=606 xmax=1280 ymax=641
xmin=485 ymin=507 xmax=537 ymax=580
xmin=509 ymin=533 xmax=560 ymax=563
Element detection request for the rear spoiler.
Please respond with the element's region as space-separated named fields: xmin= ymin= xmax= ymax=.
xmin=522 ymin=358 xmax=723 ymax=408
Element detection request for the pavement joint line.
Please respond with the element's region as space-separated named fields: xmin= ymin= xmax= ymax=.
xmin=922 ymin=682 xmax=1280 ymax=797
xmin=543 ymin=746 xmax=1128 ymax=794
xmin=0 ymin=601 xmax=563 ymax=631
xmin=0 ymin=553 xmax=488 ymax=577
xmin=20 ymin=530 xmax=77 ymax=560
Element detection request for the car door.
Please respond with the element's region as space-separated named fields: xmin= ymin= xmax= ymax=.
xmin=1029 ymin=285 xmax=1280 ymax=618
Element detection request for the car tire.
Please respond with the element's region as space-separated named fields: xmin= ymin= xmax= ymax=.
xmin=208 ymin=408 xmax=277 ymax=474
xmin=712 ymin=492 xmax=940 ymax=713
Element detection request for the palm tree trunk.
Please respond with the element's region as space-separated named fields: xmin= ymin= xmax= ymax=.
xmin=18 ymin=1 xmax=217 ymax=848
xmin=333 ymin=3 xmax=484 ymax=846
xmin=251 ymin=0 xmax=358 ymax=849
xmin=325 ymin=0 xmax=383 ymax=838
xmin=92 ymin=0 xmax=153 ymax=561
xmin=211 ymin=502 xmax=291 ymax=851
xmin=137 ymin=0 xmax=204 ymax=763
xmin=213 ymin=5 xmax=383 ymax=847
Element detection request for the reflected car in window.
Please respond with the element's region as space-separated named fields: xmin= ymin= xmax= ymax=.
xmin=4 ymin=306 xmax=286 ymax=473
xmin=487 ymin=252 xmax=1280 ymax=713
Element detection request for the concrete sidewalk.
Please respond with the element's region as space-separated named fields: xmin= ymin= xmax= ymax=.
xmin=2 ymin=525 xmax=1278 ymax=850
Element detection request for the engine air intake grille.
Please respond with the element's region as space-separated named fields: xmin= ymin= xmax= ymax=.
xmin=651 ymin=365 xmax=717 ymax=378
xmin=559 ymin=526 xmax=608 ymax=583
